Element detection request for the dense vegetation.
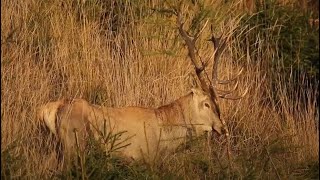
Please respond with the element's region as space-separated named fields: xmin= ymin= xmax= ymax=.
xmin=1 ymin=0 xmax=318 ymax=179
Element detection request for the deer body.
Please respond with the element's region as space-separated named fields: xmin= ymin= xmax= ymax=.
xmin=38 ymin=88 xmax=225 ymax=163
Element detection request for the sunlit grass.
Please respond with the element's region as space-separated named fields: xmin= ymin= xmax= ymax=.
xmin=1 ymin=0 xmax=318 ymax=179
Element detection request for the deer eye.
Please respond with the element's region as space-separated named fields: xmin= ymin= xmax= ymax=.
xmin=204 ymin=102 xmax=210 ymax=108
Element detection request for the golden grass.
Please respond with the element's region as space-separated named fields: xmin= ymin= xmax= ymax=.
xmin=1 ymin=0 xmax=318 ymax=179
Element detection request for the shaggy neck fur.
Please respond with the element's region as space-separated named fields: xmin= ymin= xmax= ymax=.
xmin=154 ymin=92 xmax=193 ymax=129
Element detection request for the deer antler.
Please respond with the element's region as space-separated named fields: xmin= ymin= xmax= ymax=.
xmin=176 ymin=12 xmax=213 ymax=97
xmin=210 ymin=34 xmax=227 ymax=87
xmin=177 ymin=13 xmax=206 ymax=73
xmin=176 ymin=10 xmax=248 ymax=102
xmin=175 ymin=9 xmax=241 ymax=171
xmin=209 ymin=34 xmax=248 ymax=100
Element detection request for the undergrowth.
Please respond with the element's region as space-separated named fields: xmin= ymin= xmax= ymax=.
xmin=1 ymin=0 xmax=318 ymax=179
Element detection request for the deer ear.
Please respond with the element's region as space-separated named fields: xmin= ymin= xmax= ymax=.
xmin=188 ymin=73 xmax=201 ymax=89
xmin=191 ymin=88 xmax=202 ymax=96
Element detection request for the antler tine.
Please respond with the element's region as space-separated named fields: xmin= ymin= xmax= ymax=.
xmin=177 ymin=12 xmax=198 ymax=69
xmin=177 ymin=12 xmax=194 ymax=43
xmin=209 ymin=32 xmax=248 ymax=100
xmin=218 ymin=87 xmax=249 ymax=100
xmin=176 ymin=11 xmax=212 ymax=95
xmin=215 ymin=80 xmax=239 ymax=95
xmin=195 ymin=19 xmax=209 ymax=40
xmin=210 ymin=35 xmax=227 ymax=86
xmin=216 ymin=68 xmax=244 ymax=85
xmin=177 ymin=12 xmax=210 ymax=72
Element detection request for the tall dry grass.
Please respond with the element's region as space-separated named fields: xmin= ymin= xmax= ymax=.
xmin=1 ymin=0 xmax=318 ymax=179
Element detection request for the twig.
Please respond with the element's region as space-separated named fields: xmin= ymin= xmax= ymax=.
xmin=74 ymin=129 xmax=86 ymax=180
xmin=265 ymin=147 xmax=281 ymax=180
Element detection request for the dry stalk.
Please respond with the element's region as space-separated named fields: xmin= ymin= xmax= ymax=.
xmin=74 ymin=129 xmax=86 ymax=180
